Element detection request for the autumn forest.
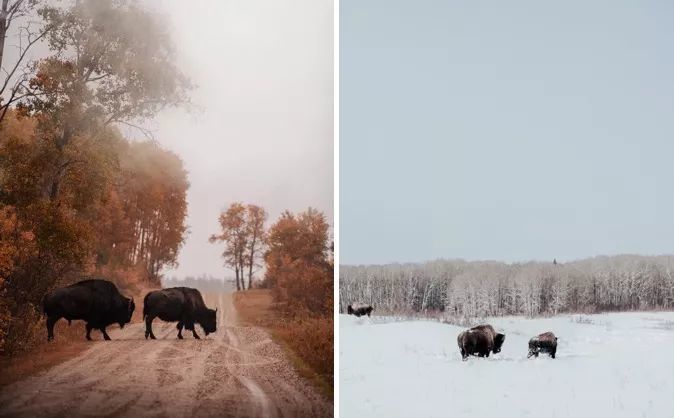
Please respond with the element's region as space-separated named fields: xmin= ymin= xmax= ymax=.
xmin=0 ymin=0 xmax=333 ymax=389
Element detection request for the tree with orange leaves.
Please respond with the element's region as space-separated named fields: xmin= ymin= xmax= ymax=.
xmin=264 ymin=208 xmax=332 ymax=314
xmin=210 ymin=203 xmax=248 ymax=291
xmin=210 ymin=203 xmax=268 ymax=291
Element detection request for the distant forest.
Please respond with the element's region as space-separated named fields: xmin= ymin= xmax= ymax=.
xmin=340 ymin=255 xmax=674 ymax=317
xmin=162 ymin=275 xmax=234 ymax=292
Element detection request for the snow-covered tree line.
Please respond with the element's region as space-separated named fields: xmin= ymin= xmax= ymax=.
xmin=340 ymin=255 xmax=674 ymax=317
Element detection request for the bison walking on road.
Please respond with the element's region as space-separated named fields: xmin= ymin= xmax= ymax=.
xmin=347 ymin=303 xmax=374 ymax=317
xmin=143 ymin=287 xmax=217 ymax=340
xmin=457 ymin=324 xmax=506 ymax=360
xmin=43 ymin=279 xmax=135 ymax=341
xmin=528 ymin=332 xmax=557 ymax=358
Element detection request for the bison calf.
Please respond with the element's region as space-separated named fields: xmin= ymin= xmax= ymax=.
xmin=43 ymin=279 xmax=135 ymax=341
xmin=347 ymin=303 xmax=373 ymax=317
xmin=528 ymin=332 xmax=557 ymax=359
xmin=143 ymin=287 xmax=217 ymax=340
xmin=457 ymin=324 xmax=506 ymax=360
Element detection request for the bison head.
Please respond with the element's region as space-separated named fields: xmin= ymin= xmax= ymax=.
xmin=201 ymin=308 xmax=217 ymax=335
xmin=119 ymin=297 xmax=135 ymax=328
xmin=493 ymin=333 xmax=505 ymax=353
xmin=527 ymin=347 xmax=538 ymax=358
xmin=527 ymin=338 xmax=539 ymax=358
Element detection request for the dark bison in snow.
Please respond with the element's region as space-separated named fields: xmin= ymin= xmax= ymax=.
xmin=347 ymin=303 xmax=373 ymax=317
xmin=43 ymin=279 xmax=135 ymax=341
xmin=143 ymin=287 xmax=217 ymax=339
xmin=528 ymin=332 xmax=557 ymax=358
xmin=457 ymin=324 xmax=506 ymax=360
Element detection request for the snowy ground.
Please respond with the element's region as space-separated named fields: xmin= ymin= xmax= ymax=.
xmin=340 ymin=312 xmax=674 ymax=418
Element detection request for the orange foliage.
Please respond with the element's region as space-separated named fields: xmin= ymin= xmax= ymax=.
xmin=0 ymin=206 xmax=38 ymax=354
xmin=264 ymin=208 xmax=333 ymax=316
xmin=210 ymin=203 xmax=267 ymax=291
xmin=0 ymin=111 xmax=188 ymax=356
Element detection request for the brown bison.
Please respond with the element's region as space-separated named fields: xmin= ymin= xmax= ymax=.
xmin=347 ymin=303 xmax=374 ymax=317
xmin=143 ymin=287 xmax=217 ymax=340
xmin=457 ymin=324 xmax=506 ymax=360
xmin=43 ymin=279 xmax=135 ymax=341
xmin=528 ymin=332 xmax=557 ymax=358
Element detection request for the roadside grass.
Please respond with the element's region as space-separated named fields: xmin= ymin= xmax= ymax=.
xmin=234 ymin=289 xmax=333 ymax=400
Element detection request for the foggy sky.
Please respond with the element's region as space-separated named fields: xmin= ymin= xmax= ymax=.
xmin=148 ymin=0 xmax=333 ymax=278
xmin=341 ymin=0 xmax=674 ymax=266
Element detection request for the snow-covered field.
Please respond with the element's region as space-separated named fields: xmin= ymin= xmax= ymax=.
xmin=340 ymin=312 xmax=674 ymax=418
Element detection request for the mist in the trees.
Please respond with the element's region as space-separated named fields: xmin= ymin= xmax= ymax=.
xmin=0 ymin=0 xmax=191 ymax=354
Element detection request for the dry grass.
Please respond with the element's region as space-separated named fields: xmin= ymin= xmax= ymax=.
xmin=234 ymin=289 xmax=333 ymax=399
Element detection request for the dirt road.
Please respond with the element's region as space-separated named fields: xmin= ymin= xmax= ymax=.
xmin=0 ymin=293 xmax=331 ymax=418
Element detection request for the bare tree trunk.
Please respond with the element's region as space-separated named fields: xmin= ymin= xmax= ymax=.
xmin=0 ymin=0 xmax=8 ymax=71
xmin=248 ymin=255 xmax=253 ymax=289
xmin=239 ymin=247 xmax=247 ymax=290
xmin=247 ymin=232 xmax=257 ymax=290
xmin=46 ymin=130 xmax=74 ymax=201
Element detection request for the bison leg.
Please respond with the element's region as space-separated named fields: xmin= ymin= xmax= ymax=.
xmin=183 ymin=319 xmax=200 ymax=339
xmin=101 ymin=327 xmax=111 ymax=341
xmin=550 ymin=349 xmax=556 ymax=359
xmin=46 ymin=316 xmax=57 ymax=341
xmin=85 ymin=323 xmax=94 ymax=341
xmin=176 ymin=322 xmax=184 ymax=339
xmin=145 ymin=316 xmax=157 ymax=340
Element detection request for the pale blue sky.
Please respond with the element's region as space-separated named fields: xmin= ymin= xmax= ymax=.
xmin=340 ymin=0 xmax=674 ymax=265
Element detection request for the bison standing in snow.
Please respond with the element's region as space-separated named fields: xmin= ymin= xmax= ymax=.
xmin=528 ymin=332 xmax=557 ymax=358
xmin=347 ymin=303 xmax=373 ymax=317
xmin=457 ymin=324 xmax=506 ymax=360
xmin=43 ymin=279 xmax=135 ymax=341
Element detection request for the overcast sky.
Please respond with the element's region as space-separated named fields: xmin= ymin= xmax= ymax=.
xmin=148 ymin=0 xmax=333 ymax=278
xmin=341 ymin=0 xmax=674 ymax=266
